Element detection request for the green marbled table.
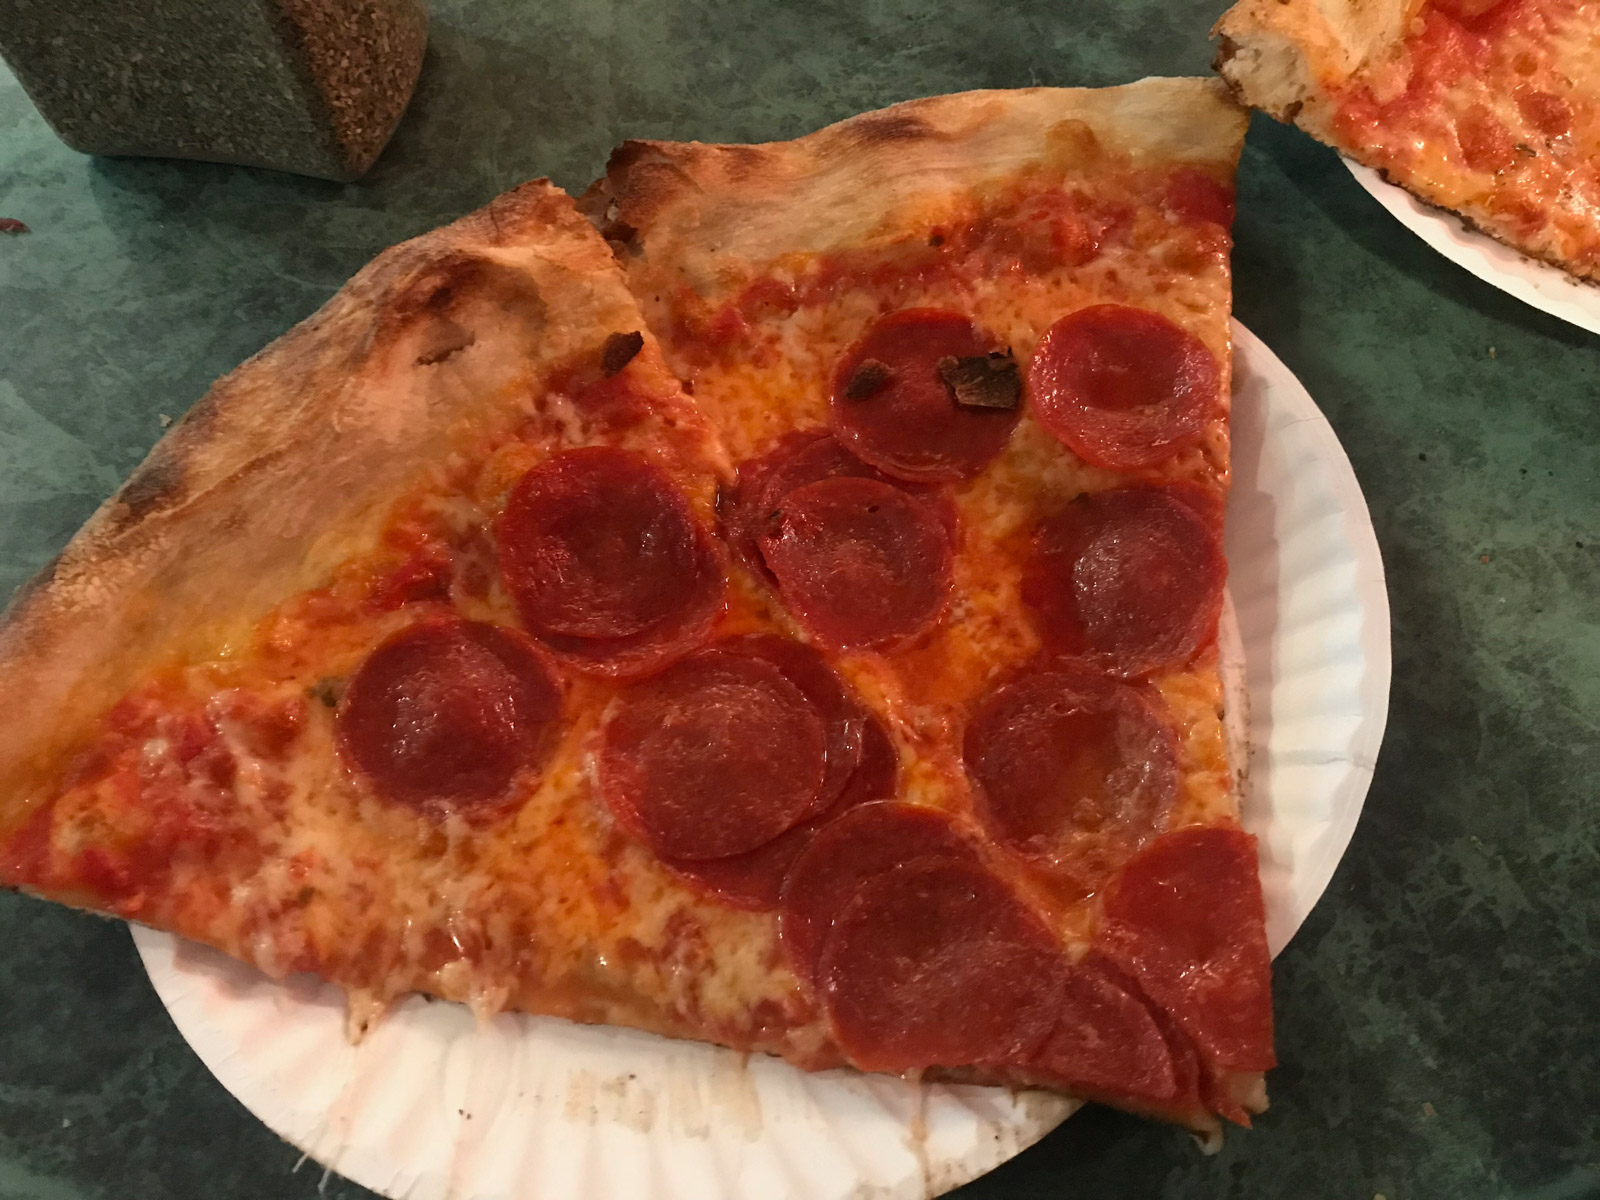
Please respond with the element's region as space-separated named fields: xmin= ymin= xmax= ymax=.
xmin=1 ymin=1 xmax=1597 ymax=1197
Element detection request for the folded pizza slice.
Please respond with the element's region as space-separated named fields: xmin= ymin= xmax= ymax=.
xmin=586 ymin=78 xmax=1273 ymax=1128
xmin=1215 ymin=0 xmax=1600 ymax=281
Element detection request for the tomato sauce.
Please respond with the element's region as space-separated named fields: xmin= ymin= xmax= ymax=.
xmin=671 ymin=163 xmax=1225 ymax=365
xmin=1329 ymin=0 xmax=1598 ymax=266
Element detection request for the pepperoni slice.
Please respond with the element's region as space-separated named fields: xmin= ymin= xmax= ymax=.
xmin=722 ymin=431 xmax=881 ymax=572
xmin=1029 ymin=952 xmax=1179 ymax=1105
xmin=818 ymin=857 xmax=1065 ymax=1071
xmin=1161 ymin=479 xmax=1227 ymax=532
xmin=598 ymin=648 xmax=828 ymax=860
xmin=721 ymin=634 xmax=863 ymax=814
xmin=1164 ymin=168 xmax=1236 ymax=229
xmin=760 ymin=476 xmax=953 ymax=651
xmin=832 ymin=710 xmax=899 ymax=811
xmin=830 ymin=309 xmax=1021 ymax=482
xmin=1097 ymin=827 xmax=1275 ymax=1073
xmin=1027 ymin=305 xmax=1219 ymax=470
xmin=338 ymin=618 xmax=563 ymax=815
xmin=722 ymin=430 xmax=960 ymax=571
xmin=965 ymin=669 xmax=1179 ymax=883
xmin=1155 ymin=1005 xmax=1210 ymax=1125
xmin=530 ymin=602 xmax=722 ymax=678
xmin=666 ymin=711 xmax=898 ymax=909
xmin=779 ymin=800 xmax=975 ymax=983
xmin=499 ymin=446 xmax=724 ymax=645
xmin=1022 ymin=486 xmax=1225 ymax=679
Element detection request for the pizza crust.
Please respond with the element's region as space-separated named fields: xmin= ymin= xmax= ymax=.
xmin=0 ymin=181 xmax=644 ymax=816
xmin=1213 ymin=0 xmax=1414 ymax=129
xmin=584 ymin=77 xmax=1248 ymax=295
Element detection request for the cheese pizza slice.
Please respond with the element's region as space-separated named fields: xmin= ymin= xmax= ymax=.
xmin=1215 ymin=0 xmax=1600 ymax=281
xmin=0 ymin=82 xmax=1270 ymax=1138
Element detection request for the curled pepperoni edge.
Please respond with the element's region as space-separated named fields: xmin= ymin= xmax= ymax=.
xmin=1022 ymin=485 xmax=1226 ymax=681
xmin=532 ymin=561 xmax=724 ymax=680
xmin=816 ymin=855 xmax=1066 ymax=1073
xmin=498 ymin=447 xmax=727 ymax=674
xmin=720 ymin=430 xmax=956 ymax=577
xmin=662 ymin=709 xmax=898 ymax=911
xmin=337 ymin=617 xmax=564 ymax=819
xmin=1096 ymin=826 xmax=1276 ymax=1080
xmin=964 ymin=667 xmax=1181 ymax=882
xmin=778 ymin=800 xmax=981 ymax=986
xmin=759 ymin=475 xmax=955 ymax=653
xmin=597 ymin=648 xmax=830 ymax=862
xmin=1026 ymin=304 xmax=1221 ymax=472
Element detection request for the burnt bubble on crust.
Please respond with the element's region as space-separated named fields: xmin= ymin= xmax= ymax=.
xmin=601 ymin=330 xmax=645 ymax=376
xmin=382 ymin=254 xmax=550 ymax=370
xmin=938 ymin=352 xmax=1022 ymax=411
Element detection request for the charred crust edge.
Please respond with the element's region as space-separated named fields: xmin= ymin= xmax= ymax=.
xmin=938 ymin=352 xmax=1022 ymax=411
xmin=844 ymin=358 xmax=894 ymax=401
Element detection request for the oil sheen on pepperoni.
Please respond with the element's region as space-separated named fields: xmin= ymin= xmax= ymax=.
xmin=1097 ymin=827 xmax=1275 ymax=1073
xmin=1023 ymin=486 xmax=1225 ymax=679
xmin=818 ymin=858 xmax=1065 ymax=1071
xmin=665 ymin=711 xmax=898 ymax=910
xmin=760 ymin=476 xmax=953 ymax=651
xmin=1029 ymin=952 xmax=1180 ymax=1104
xmin=598 ymin=649 xmax=828 ymax=861
xmin=1027 ymin=305 xmax=1219 ymax=470
xmin=717 ymin=634 xmax=862 ymax=815
xmin=338 ymin=618 xmax=563 ymax=814
xmin=830 ymin=309 xmax=1021 ymax=482
xmin=965 ymin=669 xmax=1179 ymax=875
xmin=779 ymin=800 xmax=975 ymax=983
xmin=499 ymin=446 xmax=722 ymax=642
xmin=722 ymin=430 xmax=957 ymax=577
xmin=721 ymin=431 xmax=883 ymax=572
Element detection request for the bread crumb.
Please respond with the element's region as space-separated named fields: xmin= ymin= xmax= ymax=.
xmin=158 ymin=413 xmax=172 ymax=427
xmin=1488 ymin=346 xmax=1497 ymax=359
xmin=1423 ymin=1102 xmax=1437 ymax=1118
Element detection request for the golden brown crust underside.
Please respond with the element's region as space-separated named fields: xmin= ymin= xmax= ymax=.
xmin=587 ymin=78 xmax=1248 ymax=293
xmin=0 ymin=181 xmax=643 ymax=816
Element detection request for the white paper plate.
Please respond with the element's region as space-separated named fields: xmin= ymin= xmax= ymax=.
xmin=1345 ymin=159 xmax=1600 ymax=336
xmin=130 ymin=321 xmax=1390 ymax=1200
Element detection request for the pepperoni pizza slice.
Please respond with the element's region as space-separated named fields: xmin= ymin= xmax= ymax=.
xmin=0 ymin=80 xmax=1271 ymax=1142
xmin=1215 ymin=0 xmax=1600 ymax=281
xmin=586 ymin=77 xmax=1271 ymax=1125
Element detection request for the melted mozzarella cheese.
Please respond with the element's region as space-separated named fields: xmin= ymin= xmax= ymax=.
xmin=1326 ymin=0 xmax=1600 ymax=275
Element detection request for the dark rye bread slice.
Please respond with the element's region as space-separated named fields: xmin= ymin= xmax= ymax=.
xmin=0 ymin=0 xmax=426 ymax=181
